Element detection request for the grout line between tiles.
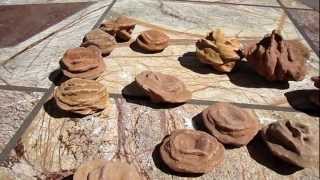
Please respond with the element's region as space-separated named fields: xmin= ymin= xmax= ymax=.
xmin=0 ymin=85 xmax=48 ymax=93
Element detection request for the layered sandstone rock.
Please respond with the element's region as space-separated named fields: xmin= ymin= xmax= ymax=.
xmin=135 ymin=71 xmax=191 ymax=103
xmin=54 ymin=78 xmax=108 ymax=115
xmin=136 ymin=29 xmax=169 ymax=52
xmin=82 ymin=28 xmax=116 ymax=56
xmin=244 ymin=30 xmax=309 ymax=81
xmin=73 ymin=160 xmax=141 ymax=180
xmin=100 ymin=16 xmax=136 ymax=42
xmin=202 ymin=102 xmax=260 ymax=146
xmin=160 ymin=129 xmax=224 ymax=173
xmin=60 ymin=46 xmax=105 ymax=80
xmin=195 ymin=29 xmax=241 ymax=72
xmin=261 ymin=120 xmax=319 ymax=168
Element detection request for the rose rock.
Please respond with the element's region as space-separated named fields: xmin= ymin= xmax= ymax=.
xmin=100 ymin=16 xmax=136 ymax=42
xmin=136 ymin=29 xmax=169 ymax=52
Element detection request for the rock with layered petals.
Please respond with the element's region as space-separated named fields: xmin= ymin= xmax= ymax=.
xmin=60 ymin=46 xmax=105 ymax=80
xmin=195 ymin=29 xmax=241 ymax=72
xmin=54 ymin=78 xmax=108 ymax=115
xmin=73 ymin=160 xmax=141 ymax=180
xmin=100 ymin=16 xmax=136 ymax=42
xmin=244 ymin=30 xmax=309 ymax=81
xmin=261 ymin=120 xmax=319 ymax=168
xmin=135 ymin=71 xmax=191 ymax=103
xmin=160 ymin=129 xmax=224 ymax=173
xmin=202 ymin=102 xmax=260 ymax=146
xmin=82 ymin=29 xmax=116 ymax=56
xmin=136 ymin=29 xmax=169 ymax=52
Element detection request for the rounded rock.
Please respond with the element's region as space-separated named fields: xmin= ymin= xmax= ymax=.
xmin=100 ymin=16 xmax=136 ymax=42
xmin=136 ymin=29 xmax=169 ymax=52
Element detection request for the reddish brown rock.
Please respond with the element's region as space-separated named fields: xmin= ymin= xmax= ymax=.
xmin=100 ymin=16 xmax=136 ymax=42
xmin=73 ymin=160 xmax=141 ymax=180
xmin=261 ymin=120 xmax=319 ymax=168
xmin=135 ymin=71 xmax=191 ymax=103
xmin=244 ymin=30 xmax=309 ymax=81
xmin=310 ymin=76 xmax=320 ymax=106
xmin=60 ymin=46 xmax=105 ymax=80
xmin=54 ymin=78 xmax=109 ymax=115
xmin=136 ymin=29 xmax=169 ymax=52
xmin=196 ymin=29 xmax=241 ymax=73
xmin=82 ymin=28 xmax=116 ymax=56
xmin=202 ymin=102 xmax=260 ymax=146
xmin=160 ymin=129 xmax=224 ymax=173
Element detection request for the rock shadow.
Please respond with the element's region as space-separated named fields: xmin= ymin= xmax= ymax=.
xmin=285 ymin=89 xmax=320 ymax=117
xmin=48 ymin=68 xmax=69 ymax=86
xmin=130 ymin=40 xmax=164 ymax=54
xmin=152 ymin=141 xmax=204 ymax=178
xmin=44 ymin=98 xmax=85 ymax=118
xmin=246 ymin=132 xmax=303 ymax=175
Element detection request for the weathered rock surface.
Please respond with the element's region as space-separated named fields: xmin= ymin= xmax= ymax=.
xmin=100 ymin=16 xmax=136 ymax=42
xmin=136 ymin=29 xmax=169 ymax=52
xmin=54 ymin=78 xmax=109 ymax=115
xmin=202 ymin=102 xmax=260 ymax=146
xmin=196 ymin=29 xmax=241 ymax=72
xmin=135 ymin=71 xmax=191 ymax=103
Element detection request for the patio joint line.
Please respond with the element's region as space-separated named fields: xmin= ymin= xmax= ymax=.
xmin=0 ymin=85 xmax=48 ymax=93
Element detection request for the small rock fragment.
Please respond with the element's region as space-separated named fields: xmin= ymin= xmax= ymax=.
xmin=60 ymin=46 xmax=105 ymax=80
xmin=310 ymin=76 xmax=320 ymax=106
xmin=202 ymin=102 xmax=260 ymax=146
xmin=73 ymin=160 xmax=141 ymax=180
xmin=244 ymin=30 xmax=309 ymax=81
xmin=196 ymin=29 xmax=241 ymax=72
xmin=135 ymin=71 xmax=191 ymax=103
xmin=261 ymin=120 xmax=319 ymax=168
xmin=54 ymin=78 xmax=109 ymax=115
xmin=100 ymin=16 xmax=136 ymax=42
xmin=136 ymin=29 xmax=169 ymax=52
xmin=160 ymin=129 xmax=225 ymax=173
xmin=82 ymin=28 xmax=116 ymax=56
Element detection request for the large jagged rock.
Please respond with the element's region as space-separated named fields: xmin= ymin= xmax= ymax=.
xmin=244 ymin=30 xmax=309 ymax=81
xmin=82 ymin=28 xmax=116 ymax=56
xmin=202 ymin=102 xmax=260 ymax=146
xmin=310 ymin=76 xmax=320 ymax=106
xmin=160 ymin=129 xmax=225 ymax=173
xmin=60 ymin=46 xmax=105 ymax=80
xmin=136 ymin=29 xmax=169 ymax=52
xmin=195 ymin=29 xmax=241 ymax=73
xmin=261 ymin=120 xmax=319 ymax=168
xmin=73 ymin=160 xmax=141 ymax=180
xmin=135 ymin=71 xmax=191 ymax=103
xmin=100 ymin=16 xmax=136 ymax=42
xmin=54 ymin=78 xmax=109 ymax=115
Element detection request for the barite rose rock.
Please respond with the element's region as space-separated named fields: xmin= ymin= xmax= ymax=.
xmin=202 ymin=102 xmax=260 ymax=146
xmin=82 ymin=28 xmax=116 ymax=56
xmin=136 ymin=29 xmax=169 ymax=52
xmin=54 ymin=78 xmax=109 ymax=115
xmin=160 ymin=129 xmax=225 ymax=173
xmin=261 ymin=120 xmax=319 ymax=168
xmin=244 ymin=30 xmax=309 ymax=81
xmin=100 ymin=16 xmax=136 ymax=42
xmin=310 ymin=76 xmax=320 ymax=106
xmin=135 ymin=71 xmax=191 ymax=103
xmin=60 ymin=46 xmax=105 ymax=80
xmin=196 ymin=29 xmax=241 ymax=73
xmin=73 ymin=160 xmax=141 ymax=180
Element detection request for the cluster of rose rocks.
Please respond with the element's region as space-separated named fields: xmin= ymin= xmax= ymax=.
xmin=50 ymin=16 xmax=318 ymax=178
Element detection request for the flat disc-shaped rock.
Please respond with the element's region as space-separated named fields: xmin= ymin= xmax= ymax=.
xmin=136 ymin=29 xmax=169 ymax=52
xmin=54 ymin=78 xmax=109 ymax=115
xmin=261 ymin=120 xmax=319 ymax=168
xmin=135 ymin=71 xmax=191 ymax=103
xmin=74 ymin=160 xmax=141 ymax=180
xmin=202 ymin=102 xmax=260 ymax=146
xmin=100 ymin=16 xmax=136 ymax=42
xmin=160 ymin=129 xmax=225 ymax=173
xmin=60 ymin=46 xmax=105 ymax=79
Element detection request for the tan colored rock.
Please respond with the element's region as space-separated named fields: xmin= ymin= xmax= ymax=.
xmin=100 ymin=16 xmax=136 ymax=42
xmin=136 ymin=29 xmax=169 ymax=52
xmin=82 ymin=28 xmax=116 ymax=56
xmin=135 ymin=71 xmax=191 ymax=103
xmin=244 ymin=30 xmax=309 ymax=81
xmin=73 ymin=160 xmax=141 ymax=180
xmin=195 ymin=29 xmax=241 ymax=72
xmin=60 ymin=46 xmax=105 ymax=80
xmin=202 ymin=102 xmax=260 ymax=146
xmin=54 ymin=78 xmax=108 ymax=115
xmin=261 ymin=120 xmax=319 ymax=168
xmin=160 ymin=129 xmax=224 ymax=173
